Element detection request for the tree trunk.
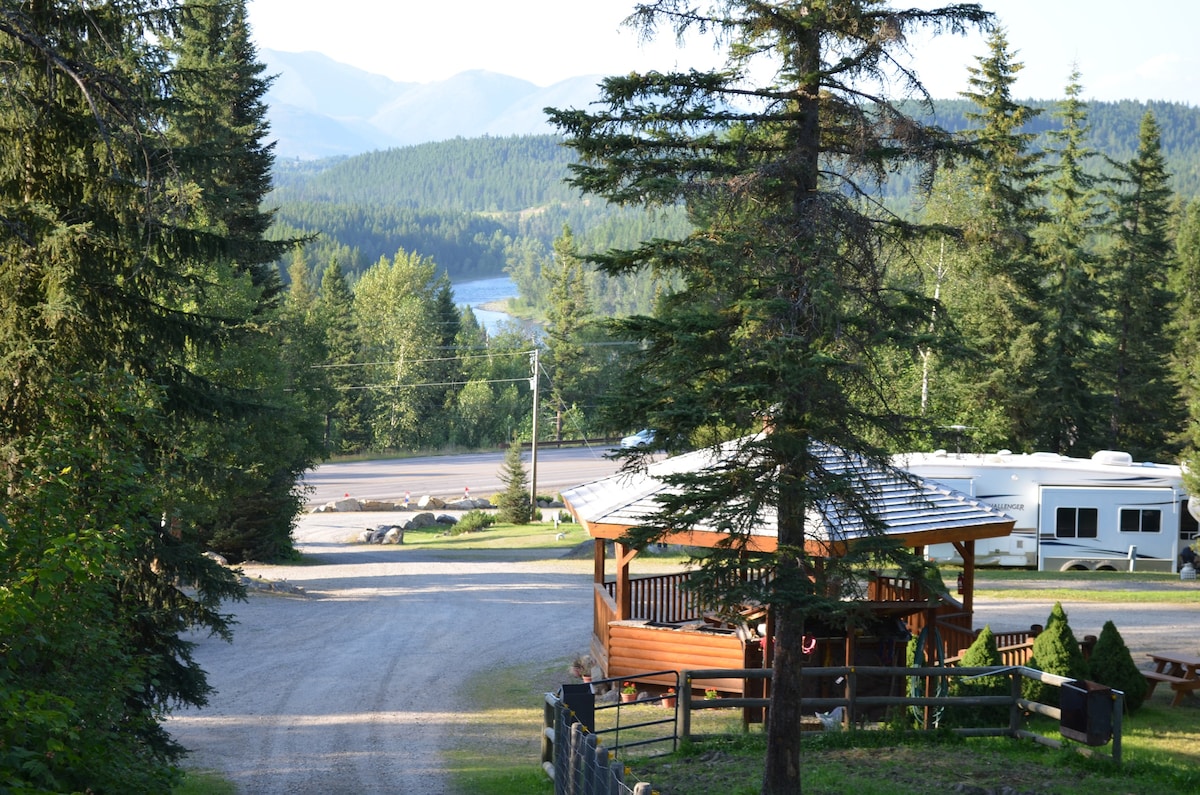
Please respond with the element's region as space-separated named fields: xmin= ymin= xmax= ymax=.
xmin=762 ymin=605 xmax=805 ymax=794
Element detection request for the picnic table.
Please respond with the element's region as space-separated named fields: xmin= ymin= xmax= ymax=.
xmin=1144 ymin=652 xmax=1200 ymax=706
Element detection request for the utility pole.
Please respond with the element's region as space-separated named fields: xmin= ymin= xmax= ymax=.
xmin=530 ymin=348 xmax=539 ymax=509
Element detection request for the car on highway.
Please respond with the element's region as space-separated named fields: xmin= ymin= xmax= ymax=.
xmin=619 ymin=429 xmax=657 ymax=450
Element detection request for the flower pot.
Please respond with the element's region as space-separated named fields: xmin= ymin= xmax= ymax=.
xmin=662 ymin=697 xmax=676 ymax=709
xmin=621 ymin=692 xmax=637 ymax=703
xmin=581 ymin=676 xmax=592 ymax=683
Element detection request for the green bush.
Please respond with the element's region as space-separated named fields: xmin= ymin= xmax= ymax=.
xmin=947 ymin=625 xmax=1009 ymax=726
xmin=454 ymin=509 xmax=496 ymax=534
xmin=1023 ymin=602 xmax=1089 ymax=707
xmin=1087 ymin=620 xmax=1148 ymax=712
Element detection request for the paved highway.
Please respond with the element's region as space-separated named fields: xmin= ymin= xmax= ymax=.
xmin=300 ymin=445 xmax=627 ymax=507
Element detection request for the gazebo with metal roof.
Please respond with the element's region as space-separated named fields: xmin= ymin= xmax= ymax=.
xmin=560 ymin=437 xmax=1016 ymax=688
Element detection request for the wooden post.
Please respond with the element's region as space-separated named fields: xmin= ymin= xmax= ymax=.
xmin=568 ymin=722 xmax=588 ymax=795
xmin=592 ymin=745 xmax=609 ymax=794
xmin=680 ymin=672 xmax=693 ymax=741
xmin=1009 ymin=669 xmax=1023 ymax=737
xmin=541 ymin=694 xmax=555 ymax=769
xmin=614 ymin=542 xmax=637 ymax=620
xmin=593 ymin=539 xmax=605 ymax=585
xmin=1111 ymin=691 xmax=1124 ymax=766
xmin=582 ymin=732 xmax=598 ymax=795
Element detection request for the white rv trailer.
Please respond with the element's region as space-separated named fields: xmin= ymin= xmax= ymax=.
xmin=894 ymin=449 xmax=1198 ymax=571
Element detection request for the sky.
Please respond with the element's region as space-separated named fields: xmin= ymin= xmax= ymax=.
xmin=246 ymin=1 xmax=1200 ymax=105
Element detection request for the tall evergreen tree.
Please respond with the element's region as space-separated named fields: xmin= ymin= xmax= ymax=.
xmin=948 ymin=27 xmax=1046 ymax=451
xmin=1172 ymin=200 xmax=1200 ymax=483
xmin=170 ymin=0 xmax=288 ymax=293
xmin=1100 ymin=111 xmax=1180 ymax=459
xmin=0 ymin=1 xmax=245 ymax=787
xmin=544 ymin=226 xmax=600 ymax=438
xmin=166 ymin=0 xmax=323 ymax=561
xmin=1031 ymin=70 xmax=1104 ymax=454
xmin=317 ymin=260 xmax=371 ymax=452
xmin=549 ymin=3 xmax=990 ymax=792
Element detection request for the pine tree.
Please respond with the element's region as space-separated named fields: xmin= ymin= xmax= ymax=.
xmin=317 ymin=260 xmax=371 ymax=452
xmin=1171 ymin=200 xmax=1200 ymax=486
xmin=544 ymin=225 xmax=601 ymax=439
xmin=166 ymin=0 xmax=323 ymax=562
xmin=1031 ymin=69 xmax=1104 ymax=454
xmin=1100 ymin=112 xmax=1181 ymax=460
xmin=170 ymin=0 xmax=289 ymax=292
xmin=0 ymin=1 xmax=245 ymax=786
xmin=496 ymin=440 xmax=533 ymax=524
xmin=1087 ymin=620 xmax=1148 ymax=712
xmin=548 ymin=3 xmax=990 ymax=791
xmin=949 ymin=27 xmax=1047 ymax=451
xmin=1024 ymin=603 xmax=1089 ymax=707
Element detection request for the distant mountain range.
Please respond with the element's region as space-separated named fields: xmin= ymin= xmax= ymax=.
xmin=260 ymin=49 xmax=603 ymax=160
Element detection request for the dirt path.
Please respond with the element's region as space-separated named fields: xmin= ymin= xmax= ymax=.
xmin=168 ymin=513 xmax=593 ymax=794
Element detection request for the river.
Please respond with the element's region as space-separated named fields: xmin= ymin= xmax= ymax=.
xmin=451 ymin=274 xmax=516 ymax=334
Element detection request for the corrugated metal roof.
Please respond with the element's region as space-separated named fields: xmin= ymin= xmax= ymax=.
xmin=560 ymin=436 xmax=1014 ymax=546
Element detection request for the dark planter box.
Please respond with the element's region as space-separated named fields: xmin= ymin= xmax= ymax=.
xmin=1060 ymin=679 xmax=1112 ymax=746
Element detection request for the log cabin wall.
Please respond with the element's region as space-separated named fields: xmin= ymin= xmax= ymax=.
xmin=605 ymin=622 xmax=756 ymax=694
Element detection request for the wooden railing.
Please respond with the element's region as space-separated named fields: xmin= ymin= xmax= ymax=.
xmin=868 ymin=574 xmax=929 ymax=602
xmin=603 ymin=572 xmax=701 ymax=624
xmin=603 ymin=568 xmax=774 ymax=625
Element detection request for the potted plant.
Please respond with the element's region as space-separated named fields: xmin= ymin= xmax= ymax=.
xmin=621 ymin=681 xmax=638 ymax=703
xmin=662 ymin=687 xmax=676 ymax=708
xmin=704 ymin=688 xmax=719 ymax=701
xmin=567 ymin=652 xmax=594 ymax=682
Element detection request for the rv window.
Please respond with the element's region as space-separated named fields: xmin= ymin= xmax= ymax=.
xmin=1119 ymin=508 xmax=1162 ymax=533
xmin=1183 ymin=501 xmax=1199 ymax=540
xmin=1056 ymin=507 xmax=1098 ymax=538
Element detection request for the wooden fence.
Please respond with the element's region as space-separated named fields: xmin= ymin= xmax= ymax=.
xmin=678 ymin=665 xmax=1125 ymax=765
xmin=542 ymin=692 xmax=653 ymax=795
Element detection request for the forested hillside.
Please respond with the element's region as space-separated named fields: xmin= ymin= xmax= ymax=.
xmin=269 ymin=98 xmax=1200 ymax=291
xmin=268 ymin=135 xmax=690 ymax=284
xmin=915 ymin=98 xmax=1200 ymax=195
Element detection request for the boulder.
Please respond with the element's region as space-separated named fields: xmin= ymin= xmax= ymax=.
xmin=360 ymin=500 xmax=396 ymax=512
xmin=357 ymin=529 xmax=375 ymax=544
xmin=331 ymin=497 xmax=361 ymax=512
xmin=435 ymin=514 xmax=458 ymax=526
xmin=445 ymin=498 xmax=476 ymax=511
xmin=417 ymin=495 xmax=445 ymax=510
xmin=383 ymin=526 xmax=404 ymax=544
xmin=407 ymin=512 xmax=439 ymax=529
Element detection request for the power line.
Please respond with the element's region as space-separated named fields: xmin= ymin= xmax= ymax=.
xmin=332 ymin=376 xmax=531 ymax=391
xmin=312 ymin=349 xmax=537 ymax=369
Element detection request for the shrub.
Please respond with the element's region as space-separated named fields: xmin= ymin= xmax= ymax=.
xmin=948 ymin=625 xmax=1009 ymax=726
xmin=1023 ymin=602 xmax=1089 ymax=707
xmin=1087 ymin=620 xmax=1148 ymax=712
xmin=455 ymin=510 xmax=495 ymax=534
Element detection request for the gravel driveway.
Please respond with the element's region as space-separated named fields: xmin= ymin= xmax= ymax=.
xmin=168 ymin=512 xmax=594 ymax=794
xmin=169 ymin=512 xmax=1200 ymax=793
